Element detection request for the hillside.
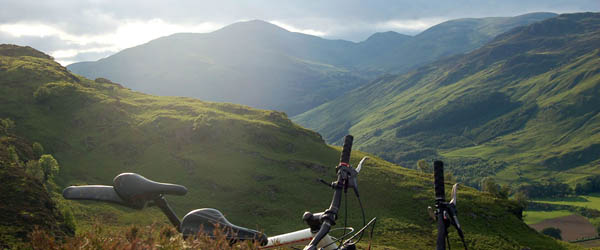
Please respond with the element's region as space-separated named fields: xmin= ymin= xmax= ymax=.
xmin=67 ymin=13 xmax=554 ymax=116
xmin=355 ymin=12 xmax=557 ymax=73
xmin=0 ymin=44 xmax=576 ymax=249
xmin=0 ymin=116 xmax=73 ymax=247
xmin=294 ymin=12 xmax=600 ymax=187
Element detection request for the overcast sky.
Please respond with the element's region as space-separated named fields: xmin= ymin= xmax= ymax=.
xmin=1 ymin=0 xmax=598 ymax=65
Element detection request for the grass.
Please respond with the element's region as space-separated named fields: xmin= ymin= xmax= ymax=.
xmin=524 ymin=210 xmax=574 ymax=224
xmin=533 ymin=194 xmax=600 ymax=211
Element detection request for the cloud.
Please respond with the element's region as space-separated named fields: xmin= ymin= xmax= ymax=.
xmin=375 ymin=18 xmax=445 ymax=35
xmin=1 ymin=0 xmax=598 ymax=64
xmin=1 ymin=19 xmax=224 ymax=65
xmin=268 ymin=21 xmax=327 ymax=37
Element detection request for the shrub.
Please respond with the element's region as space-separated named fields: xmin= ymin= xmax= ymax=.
xmin=32 ymin=142 xmax=44 ymax=159
xmin=27 ymin=223 xmax=262 ymax=249
xmin=0 ymin=118 xmax=15 ymax=135
xmin=39 ymin=154 xmax=59 ymax=183
xmin=541 ymin=227 xmax=562 ymax=240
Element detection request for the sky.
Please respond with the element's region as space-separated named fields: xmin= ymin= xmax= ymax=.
xmin=1 ymin=0 xmax=598 ymax=65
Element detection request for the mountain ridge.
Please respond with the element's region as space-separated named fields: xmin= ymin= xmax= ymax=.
xmin=293 ymin=12 xmax=600 ymax=187
xmin=67 ymin=12 xmax=556 ymax=115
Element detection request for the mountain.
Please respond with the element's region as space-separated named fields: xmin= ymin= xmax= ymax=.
xmin=294 ymin=13 xmax=600 ymax=187
xmin=67 ymin=13 xmax=556 ymax=116
xmin=358 ymin=12 xmax=558 ymax=73
xmin=67 ymin=20 xmax=366 ymax=116
xmin=0 ymin=44 xmax=571 ymax=249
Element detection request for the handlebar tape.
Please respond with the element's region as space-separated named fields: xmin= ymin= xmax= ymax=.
xmin=434 ymin=160 xmax=445 ymax=202
xmin=340 ymin=135 xmax=353 ymax=165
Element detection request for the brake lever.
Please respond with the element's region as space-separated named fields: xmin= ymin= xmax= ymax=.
xmin=355 ymin=156 xmax=369 ymax=174
xmin=427 ymin=206 xmax=436 ymax=221
xmin=450 ymin=183 xmax=458 ymax=206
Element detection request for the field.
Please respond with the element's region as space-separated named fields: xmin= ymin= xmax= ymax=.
xmin=529 ymin=214 xmax=596 ymax=241
xmin=524 ymin=210 xmax=574 ymax=224
xmin=524 ymin=194 xmax=600 ymax=247
xmin=535 ymin=194 xmax=600 ymax=211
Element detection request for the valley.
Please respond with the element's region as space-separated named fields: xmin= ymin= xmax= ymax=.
xmin=1 ymin=6 xmax=599 ymax=249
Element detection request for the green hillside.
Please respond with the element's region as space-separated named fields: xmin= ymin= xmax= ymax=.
xmin=355 ymin=12 xmax=557 ymax=74
xmin=0 ymin=115 xmax=73 ymax=247
xmin=294 ymin=13 xmax=600 ymax=187
xmin=67 ymin=13 xmax=554 ymax=116
xmin=0 ymin=44 xmax=577 ymax=249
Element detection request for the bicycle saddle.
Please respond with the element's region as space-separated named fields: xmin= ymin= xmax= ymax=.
xmin=181 ymin=208 xmax=268 ymax=246
xmin=113 ymin=173 xmax=188 ymax=209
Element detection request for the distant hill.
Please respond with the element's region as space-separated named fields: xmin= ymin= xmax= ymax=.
xmin=67 ymin=13 xmax=555 ymax=115
xmin=357 ymin=12 xmax=558 ymax=73
xmin=67 ymin=20 xmax=366 ymax=116
xmin=294 ymin=13 xmax=600 ymax=187
xmin=0 ymin=44 xmax=571 ymax=249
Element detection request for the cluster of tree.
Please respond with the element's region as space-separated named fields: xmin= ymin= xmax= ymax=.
xmin=575 ymin=175 xmax=600 ymax=195
xmin=2 ymin=119 xmax=60 ymax=188
xmin=443 ymin=157 xmax=507 ymax=187
xmin=516 ymin=180 xmax=572 ymax=198
xmin=480 ymin=177 xmax=511 ymax=199
xmin=1 ymin=117 xmax=75 ymax=238
xmin=541 ymin=227 xmax=562 ymax=240
xmin=477 ymin=177 xmax=528 ymax=209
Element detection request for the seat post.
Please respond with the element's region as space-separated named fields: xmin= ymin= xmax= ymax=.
xmin=154 ymin=195 xmax=182 ymax=231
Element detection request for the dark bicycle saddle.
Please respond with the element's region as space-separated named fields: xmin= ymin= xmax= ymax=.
xmin=181 ymin=208 xmax=268 ymax=246
xmin=113 ymin=173 xmax=188 ymax=209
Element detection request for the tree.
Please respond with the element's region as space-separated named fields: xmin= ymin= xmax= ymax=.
xmin=32 ymin=142 xmax=44 ymax=159
xmin=0 ymin=118 xmax=15 ymax=135
xmin=7 ymin=145 xmax=20 ymax=167
xmin=513 ymin=191 xmax=529 ymax=210
xmin=541 ymin=227 xmax=562 ymax=240
xmin=498 ymin=184 xmax=511 ymax=199
xmin=39 ymin=154 xmax=59 ymax=183
xmin=416 ymin=159 xmax=432 ymax=173
xmin=25 ymin=160 xmax=43 ymax=180
xmin=481 ymin=177 xmax=499 ymax=195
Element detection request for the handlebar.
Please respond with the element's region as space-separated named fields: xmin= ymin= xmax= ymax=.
xmin=434 ymin=161 xmax=445 ymax=202
xmin=304 ymin=135 xmax=357 ymax=250
xmin=340 ymin=135 xmax=353 ymax=165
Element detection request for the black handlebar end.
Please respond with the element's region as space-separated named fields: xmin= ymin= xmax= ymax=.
xmin=340 ymin=135 xmax=353 ymax=165
xmin=434 ymin=160 xmax=445 ymax=202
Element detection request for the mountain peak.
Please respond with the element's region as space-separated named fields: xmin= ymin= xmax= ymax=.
xmin=214 ymin=19 xmax=288 ymax=35
xmin=363 ymin=31 xmax=412 ymax=43
xmin=0 ymin=44 xmax=52 ymax=60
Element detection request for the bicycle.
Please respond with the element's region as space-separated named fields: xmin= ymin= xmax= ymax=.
xmin=63 ymin=135 xmax=376 ymax=250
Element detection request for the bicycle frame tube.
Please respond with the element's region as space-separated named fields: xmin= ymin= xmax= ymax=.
xmin=261 ymin=228 xmax=337 ymax=250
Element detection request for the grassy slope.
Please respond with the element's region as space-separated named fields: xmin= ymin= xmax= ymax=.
xmin=294 ymin=13 xmax=600 ymax=186
xmin=0 ymin=124 xmax=72 ymax=247
xmin=0 ymin=44 xmax=576 ymax=249
xmin=524 ymin=210 xmax=574 ymax=224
